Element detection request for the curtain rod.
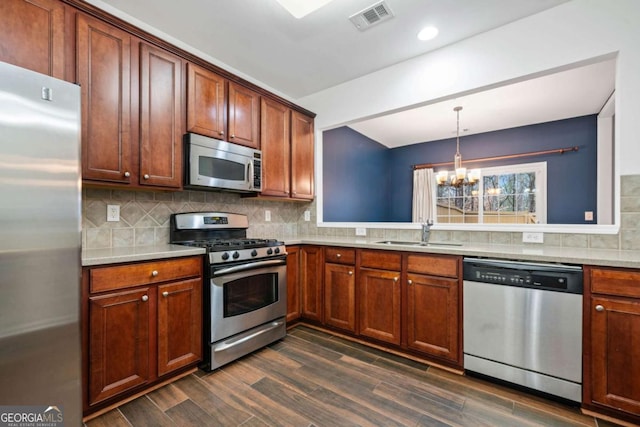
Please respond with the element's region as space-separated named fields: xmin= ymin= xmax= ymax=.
xmin=412 ymin=146 xmax=579 ymax=170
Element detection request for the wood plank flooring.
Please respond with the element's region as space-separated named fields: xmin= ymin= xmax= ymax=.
xmin=85 ymin=325 xmax=624 ymax=427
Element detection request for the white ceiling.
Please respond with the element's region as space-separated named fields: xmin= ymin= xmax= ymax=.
xmin=91 ymin=0 xmax=570 ymax=99
xmin=349 ymin=58 xmax=616 ymax=148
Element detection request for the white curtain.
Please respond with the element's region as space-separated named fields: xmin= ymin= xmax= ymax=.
xmin=412 ymin=168 xmax=435 ymax=223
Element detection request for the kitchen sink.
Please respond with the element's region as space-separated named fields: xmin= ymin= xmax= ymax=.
xmin=376 ymin=240 xmax=462 ymax=247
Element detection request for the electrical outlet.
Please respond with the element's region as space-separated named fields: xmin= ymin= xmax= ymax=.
xmin=585 ymin=211 xmax=594 ymax=221
xmin=355 ymin=227 xmax=367 ymax=236
xmin=522 ymin=232 xmax=544 ymax=244
xmin=107 ymin=204 xmax=120 ymax=222
xmin=265 ymin=210 xmax=271 ymax=222
xmin=304 ymin=210 xmax=311 ymax=221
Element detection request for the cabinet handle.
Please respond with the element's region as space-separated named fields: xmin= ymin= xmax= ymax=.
xmin=407 ymin=280 xmax=413 ymax=285
xmin=336 ymin=253 xmax=341 ymax=258
xmin=124 ymin=171 xmax=130 ymax=177
xmin=141 ymin=295 xmax=148 ymax=302
xmin=595 ymin=305 xmax=604 ymax=312
xmin=162 ymin=291 xmax=169 ymax=297
xmin=348 ymin=271 xmax=353 ymax=275
xmin=151 ymin=270 xmax=159 ymax=277
xmin=143 ymin=174 xmax=150 ymax=180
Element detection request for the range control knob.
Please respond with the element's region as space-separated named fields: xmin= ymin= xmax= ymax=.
xmin=232 ymin=251 xmax=240 ymax=259
xmin=251 ymin=249 xmax=258 ymax=257
xmin=274 ymin=247 xmax=281 ymax=254
xmin=267 ymin=248 xmax=273 ymax=255
xmin=221 ymin=252 xmax=230 ymax=261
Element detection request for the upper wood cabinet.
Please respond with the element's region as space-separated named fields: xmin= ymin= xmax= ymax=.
xmin=187 ymin=63 xmax=227 ymax=140
xmin=138 ymin=43 xmax=183 ymax=188
xmin=77 ymin=13 xmax=132 ymax=184
xmin=291 ymin=111 xmax=315 ymax=200
xmin=228 ymin=81 xmax=260 ymax=149
xmin=0 ymin=0 xmax=67 ymax=79
xmin=260 ymin=99 xmax=315 ymax=200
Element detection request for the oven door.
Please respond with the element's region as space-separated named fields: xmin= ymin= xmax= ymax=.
xmin=210 ymin=258 xmax=286 ymax=342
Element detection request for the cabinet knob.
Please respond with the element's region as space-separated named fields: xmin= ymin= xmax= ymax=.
xmin=220 ymin=131 xmax=225 ymax=136
xmin=407 ymin=280 xmax=413 ymax=285
xmin=143 ymin=174 xmax=150 ymax=180
xmin=151 ymin=270 xmax=159 ymax=277
xmin=124 ymin=171 xmax=130 ymax=177
xmin=336 ymin=253 xmax=341 ymax=258
xmin=348 ymin=271 xmax=353 ymax=276
xmin=230 ymin=134 xmax=235 ymax=138
xmin=394 ymin=277 xmax=399 ymax=282
xmin=141 ymin=295 xmax=148 ymax=302
xmin=595 ymin=305 xmax=604 ymax=312
xmin=162 ymin=291 xmax=169 ymax=297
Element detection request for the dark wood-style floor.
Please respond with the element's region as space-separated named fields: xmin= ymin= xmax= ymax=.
xmin=85 ymin=325 xmax=623 ymax=427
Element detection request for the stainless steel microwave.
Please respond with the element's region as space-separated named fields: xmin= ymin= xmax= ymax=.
xmin=185 ymin=133 xmax=262 ymax=193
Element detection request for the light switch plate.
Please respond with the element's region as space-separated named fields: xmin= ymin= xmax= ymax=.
xmin=355 ymin=227 xmax=367 ymax=236
xmin=304 ymin=210 xmax=311 ymax=221
xmin=522 ymin=232 xmax=544 ymax=243
xmin=107 ymin=204 xmax=120 ymax=222
xmin=265 ymin=210 xmax=271 ymax=222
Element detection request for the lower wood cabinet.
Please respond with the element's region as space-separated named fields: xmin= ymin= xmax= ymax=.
xmin=300 ymin=246 xmax=323 ymax=322
xmin=324 ymin=247 xmax=356 ymax=333
xmin=82 ymin=256 xmax=202 ymax=414
xmin=286 ymin=245 xmax=301 ymax=323
xmin=584 ymin=266 xmax=640 ymax=422
xmin=358 ymin=250 xmax=402 ymax=346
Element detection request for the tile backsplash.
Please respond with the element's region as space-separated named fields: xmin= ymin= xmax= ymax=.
xmin=82 ymin=175 xmax=640 ymax=251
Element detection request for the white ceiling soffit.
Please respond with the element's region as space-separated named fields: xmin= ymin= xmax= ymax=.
xmin=348 ymin=58 xmax=616 ymax=149
xmin=89 ymin=0 xmax=570 ymax=99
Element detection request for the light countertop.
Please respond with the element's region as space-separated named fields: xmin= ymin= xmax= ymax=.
xmin=82 ymin=237 xmax=640 ymax=269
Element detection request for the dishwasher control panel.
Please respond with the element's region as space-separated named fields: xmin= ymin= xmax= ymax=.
xmin=463 ymin=258 xmax=583 ymax=294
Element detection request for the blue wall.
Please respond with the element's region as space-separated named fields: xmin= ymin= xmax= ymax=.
xmin=324 ymin=115 xmax=598 ymax=224
xmin=323 ymin=127 xmax=391 ymax=222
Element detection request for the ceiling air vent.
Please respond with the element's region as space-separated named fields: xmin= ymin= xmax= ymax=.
xmin=349 ymin=0 xmax=395 ymax=31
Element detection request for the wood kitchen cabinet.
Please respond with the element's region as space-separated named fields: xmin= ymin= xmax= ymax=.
xmin=0 ymin=0 xmax=68 ymax=80
xmin=286 ymin=245 xmax=301 ymax=323
xmin=77 ymin=14 xmax=184 ymax=189
xmin=358 ymin=250 xmax=402 ymax=345
xmin=260 ymin=98 xmax=315 ymax=200
xmin=405 ymin=254 xmax=461 ymax=365
xmin=300 ymin=246 xmax=324 ymax=323
xmin=324 ymin=247 xmax=356 ymax=333
xmin=584 ymin=266 xmax=640 ymax=422
xmin=82 ymin=256 xmax=202 ymax=414
xmin=187 ymin=63 xmax=227 ymax=140
xmin=228 ymin=81 xmax=261 ymax=148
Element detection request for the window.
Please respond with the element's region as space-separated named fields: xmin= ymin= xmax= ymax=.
xmin=435 ymin=162 xmax=547 ymax=225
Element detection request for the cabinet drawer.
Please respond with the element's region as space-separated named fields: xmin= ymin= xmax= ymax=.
xmin=90 ymin=256 xmax=202 ymax=293
xmin=407 ymin=254 xmax=459 ymax=278
xmin=359 ymin=250 xmax=402 ymax=271
xmin=590 ymin=267 xmax=640 ymax=298
xmin=325 ymin=247 xmax=355 ymax=264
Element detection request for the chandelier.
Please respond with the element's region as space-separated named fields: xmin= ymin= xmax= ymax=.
xmin=436 ymin=106 xmax=480 ymax=187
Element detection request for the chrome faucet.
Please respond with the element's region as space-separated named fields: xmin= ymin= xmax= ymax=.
xmin=421 ymin=219 xmax=434 ymax=243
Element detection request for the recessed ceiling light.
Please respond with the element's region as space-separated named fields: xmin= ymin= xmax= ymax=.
xmin=417 ymin=26 xmax=439 ymax=41
xmin=275 ymin=0 xmax=334 ymax=19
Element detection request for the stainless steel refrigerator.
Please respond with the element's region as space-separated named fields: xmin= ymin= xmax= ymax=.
xmin=0 ymin=62 xmax=81 ymax=425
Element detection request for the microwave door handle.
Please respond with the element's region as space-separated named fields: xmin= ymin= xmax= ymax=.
xmin=247 ymin=161 xmax=252 ymax=189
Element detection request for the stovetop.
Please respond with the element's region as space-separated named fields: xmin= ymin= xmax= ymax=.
xmin=180 ymin=238 xmax=283 ymax=251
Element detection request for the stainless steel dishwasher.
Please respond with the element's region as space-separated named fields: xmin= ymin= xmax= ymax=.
xmin=463 ymin=258 xmax=583 ymax=402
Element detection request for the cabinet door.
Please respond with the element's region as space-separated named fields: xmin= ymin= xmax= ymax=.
xmin=286 ymin=246 xmax=301 ymax=323
xmin=301 ymin=246 xmax=323 ymax=322
xmin=291 ymin=111 xmax=314 ymax=200
xmin=358 ymin=268 xmax=401 ymax=345
xmin=0 ymin=0 xmax=66 ymax=79
xmin=228 ymin=82 xmax=260 ymax=149
xmin=157 ymin=278 xmax=202 ymax=376
xmin=260 ymin=98 xmax=291 ymax=197
xmin=325 ymin=263 xmax=356 ymax=333
xmin=406 ymin=273 xmax=460 ymax=364
xmin=88 ymin=288 xmax=151 ymax=406
xmin=589 ymin=295 xmax=640 ymax=415
xmin=77 ymin=13 xmax=132 ymax=183
xmin=187 ymin=63 xmax=226 ymax=139
xmin=139 ymin=43 xmax=183 ymax=188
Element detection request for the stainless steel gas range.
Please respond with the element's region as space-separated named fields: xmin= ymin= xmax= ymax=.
xmin=170 ymin=212 xmax=287 ymax=371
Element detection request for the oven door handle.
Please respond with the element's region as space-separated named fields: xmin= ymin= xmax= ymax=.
xmin=212 ymin=258 xmax=286 ymax=276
